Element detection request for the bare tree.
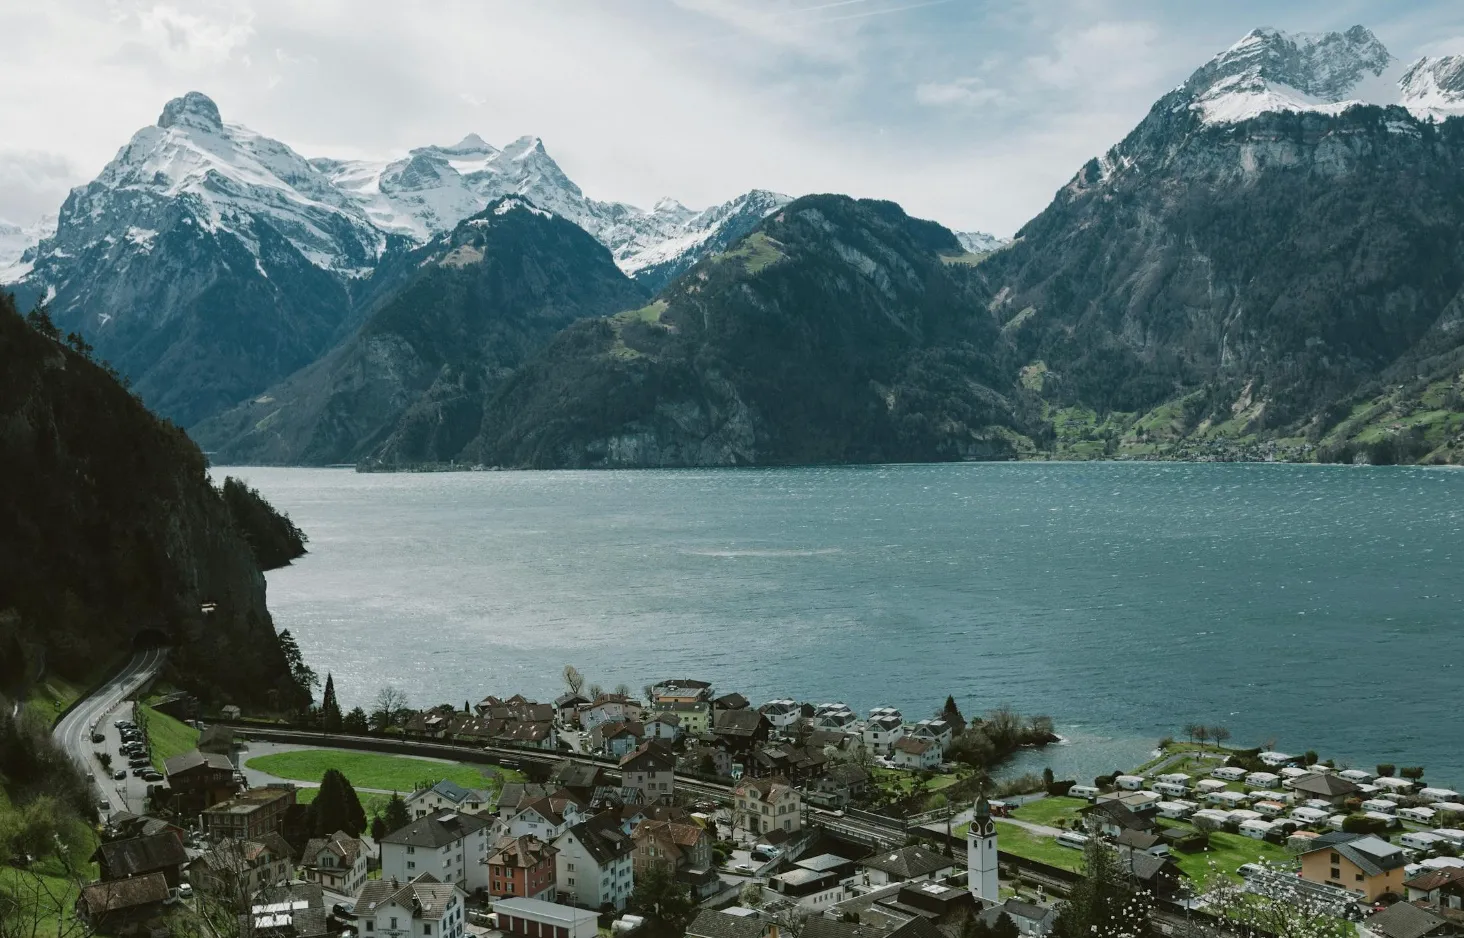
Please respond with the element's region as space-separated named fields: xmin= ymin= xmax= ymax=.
xmin=1194 ymin=725 xmax=1210 ymax=752
xmin=1182 ymin=723 xmax=1200 ymax=748
xmin=562 ymin=665 xmax=585 ymax=696
xmin=613 ymin=683 xmax=631 ymax=699
xmin=1209 ymin=725 xmax=1231 ymax=750
xmin=588 ymin=683 xmax=604 ymax=701
xmin=372 ymin=686 xmax=409 ymax=729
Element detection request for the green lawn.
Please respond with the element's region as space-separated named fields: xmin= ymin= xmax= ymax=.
xmin=1010 ymin=796 xmax=1087 ymax=828
xmin=994 ymin=821 xmax=1086 ymax=873
xmin=140 ymin=704 xmax=201 ymax=771
xmin=246 ymin=749 xmax=522 ymax=793
xmin=0 ymin=810 xmax=100 ymax=936
xmin=1158 ymin=822 xmax=1292 ymax=883
xmin=24 ymin=674 xmax=88 ymax=725
xmin=295 ymin=786 xmax=391 ymax=818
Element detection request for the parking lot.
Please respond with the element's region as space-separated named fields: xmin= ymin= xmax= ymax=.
xmin=89 ymin=699 xmax=163 ymax=818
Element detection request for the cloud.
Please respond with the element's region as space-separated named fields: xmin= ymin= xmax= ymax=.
xmin=915 ymin=78 xmax=1008 ymax=108
xmin=131 ymin=3 xmax=256 ymax=69
xmin=0 ymin=150 xmax=80 ymax=223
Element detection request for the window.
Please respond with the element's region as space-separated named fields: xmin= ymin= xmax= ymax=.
xmin=365 ymin=924 xmax=374 ymax=933
xmin=1330 ymin=868 xmax=1341 ymax=880
xmin=424 ymin=926 xmax=432 ymax=936
xmin=408 ymin=846 xmax=416 ymax=855
xmin=567 ymin=863 xmax=574 ymax=871
xmin=1355 ymin=874 xmax=1364 ymax=882
xmin=390 ymin=918 xmax=399 ymax=929
xmin=568 ymin=877 xmax=575 ymax=885
xmin=1330 ymin=853 xmax=1340 ymax=863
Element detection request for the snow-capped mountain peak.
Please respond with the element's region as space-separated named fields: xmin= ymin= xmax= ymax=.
xmin=955 ymin=230 xmax=1010 ymax=254
xmin=1185 ymin=25 xmax=1394 ymax=124
xmin=157 ymin=90 xmax=225 ymax=132
xmin=0 ymin=214 xmax=57 ymax=281
xmin=1398 ymin=55 xmax=1464 ymax=120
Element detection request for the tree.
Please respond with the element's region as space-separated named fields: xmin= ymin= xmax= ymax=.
xmin=1377 ymin=763 xmax=1396 ymax=779
xmin=1210 ymin=725 xmax=1231 ymax=749
xmin=989 ymin=912 xmax=1019 ymax=938
xmin=24 ymin=301 xmax=59 ymax=340
xmin=1401 ymin=766 xmax=1425 ymax=781
xmin=1043 ymin=767 xmax=1056 ymax=793
xmin=614 ymin=683 xmax=631 ymax=699
xmin=1303 ymin=750 xmax=1318 ymax=766
xmin=1182 ymin=723 xmax=1200 ymax=747
xmin=372 ymin=686 xmax=409 ymax=730
xmin=343 ymin=707 xmax=368 ymax=734
xmin=563 ymin=665 xmax=585 ymax=696
xmin=321 ymin=673 xmax=343 ymax=733
xmin=370 ymin=814 xmax=388 ymax=841
xmin=1204 ymin=862 xmax=1353 ymax=938
xmin=381 ymin=792 xmax=410 ymax=836
xmin=314 ymin=769 xmax=367 ymax=836
xmin=941 ymin=695 xmax=967 ymax=734
xmin=588 ymin=684 xmax=604 ymax=701
xmin=278 ymin=629 xmax=319 ymax=696
xmin=628 ymin=861 xmax=693 ymax=933
xmin=1053 ymin=839 xmax=1152 ymax=938
xmin=1194 ymin=725 xmax=1210 ymax=751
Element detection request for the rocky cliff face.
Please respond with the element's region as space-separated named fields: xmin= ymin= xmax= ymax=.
xmin=468 ymin=195 xmax=1039 ymax=468
xmin=0 ymin=292 xmax=306 ymax=708
xmin=193 ymin=197 xmax=648 ymax=466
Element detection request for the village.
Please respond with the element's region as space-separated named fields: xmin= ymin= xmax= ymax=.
xmin=69 ymin=676 xmax=1464 ymax=938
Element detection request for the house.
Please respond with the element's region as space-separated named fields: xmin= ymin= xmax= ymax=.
xmin=652 ymin=679 xmax=714 ymax=702
xmin=891 ymin=737 xmax=942 ymax=771
xmin=1405 ymin=867 xmax=1464 ymax=908
xmin=192 ymin=833 xmax=296 ymax=896
xmin=859 ymin=844 xmax=955 ymax=886
xmin=75 ymin=873 xmax=170 ymax=931
xmin=242 ymin=882 xmax=329 ymax=938
xmin=106 ymin=812 xmax=187 ymax=842
xmin=979 ymin=898 xmax=1057 ymax=937
xmin=548 ymin=761 xmax=606 ymax=796
xmin=487 ymin=835 xmax=557 ymax=901
xmin=1120 ymin=851 xmax=1182 ymax=895
xmin=1081 ymin=800 xmax=1157 ymax=838
xmin=554 ymin=693 xmax=589 ymax=725
xmin=580 ymin=694 xmax=644 ymax=731
xmin=220 ymin=704 xmax=242 ymax=720
xmin=681 ymin=743 xmax=733 ymax=778
xmin=752 ymin=742 xmax=828 ymax=782
xmin=355 ymin=873 xmax=467 ymax=938
xmin=1365 ymin=902 xmax=1452 ymax=938
xmin=733 ymin=777 xmax=803 ymax=836
xmin=504 ymin=796 xmax=583 ymax=841
xmin=589 ymin=720 xmax=644 ymax=758
xmin=1288 ymin=773 xmax=1361 ymax=805
xmin=863 ymin=709 xmax=905 ymax=756
xmin=809 ymin=764 xmax=874 ymax=809
xmin=905 ymin=719 xmax=954 ymax=754
xmin=651 ymin=700 xmax=711 ymax=735
xmin=198 ymin=724 xmax=234 ymax=756
xmin=813 ymin=703 xmax=858 ymax=731
xmin=1114 ymin=829 xmax=1169 ymax=857
xmin=497 ymin=783 xmax=556 ymax=817
xmin=632 ymin=820 xmax=718 ymax=898
xmin=379 ymin=810 xmax=492 ymax=894
xmin=620 ymin=741 xmax=677 ymax=803
xmin=758 ymin=699 xmax=803 ymax=734
xmin=645 ymin=713 xmax=682 ymax=742
xmin=406 ymin=780 xmax=496 ymax=819
xmin=202 ymin=784 xmax=297 ymax=841
xmin=93 ymin=831 xmax=189 ymax=886
xmin=770 ymin=867 xmax=848 ymax=910
xmin=163 ymin=749 xmax=237 ymax=813
xmin=714 ymin=709 xmax=772 ymax=754
xmin=1299 ymin=832 xmax=1410 ymax=900
xmin=552 ymin=814 xmax=635 ymax=911
xmin=493 ymin=896 xmax=599 ymax=938
xmin=713 ymin=692 xmax=750 ymax=712
xmin=300 ymin=831 xmax=369 ymax=895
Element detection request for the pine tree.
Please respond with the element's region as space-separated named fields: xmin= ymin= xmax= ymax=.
xmin=321 ymin=673 xmax=343 ymax=732
xmin=371 ymin=814 xmax=388 ymax=841
xmin=941 ymin=695 xmax=967 ymax=734
xmin=314 ymin=769 xmax=366 ymax=836
xmin=343 ymin=707 xmax=369 ymax=733
xmin=989 ymin=913 xmax=1019 ymax=938
xmin=382 ymin=792 xmax=410 ymax=835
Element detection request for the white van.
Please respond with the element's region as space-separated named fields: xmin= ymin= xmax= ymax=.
xmin=1056 ymin=831 xmax=1089 ymax=849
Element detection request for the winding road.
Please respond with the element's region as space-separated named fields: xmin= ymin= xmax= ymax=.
xmin=52 ymin=646 xmax=168 ymax=802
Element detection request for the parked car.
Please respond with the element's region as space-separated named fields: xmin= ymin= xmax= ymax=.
xmin=98 ymin=799 xmax=111 ymax=811
xmin=177 ymin=883 xmax=193 ymax=899
xmin=132 ymin=767 xmax=150 ymax=777
xmin=143 ymin=771 xmax=163 ymax=782
xmin=90 ymin=732 xmax=105 ymax=744
xmin=113 ymin=770 xmax=127 ymax=781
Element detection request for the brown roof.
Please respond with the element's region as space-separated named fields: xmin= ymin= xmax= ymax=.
xmin=734 ymin=777 xmax=794 ymax=800
xmin=94 ymin=831 xmax=188 ymax=878
xmin=894 ymin=737 xmax=932 ymax=754
xmin=488 ymin=835 xmax=557 ymax=869
xmin=80 ymin=872 xmax=169 ymax=915
xmin=621 ymin=741 xmax=677 ymax=771
xmin=713 ymin=709 xmax=768 ymax=737
xmin=302 ymin=831 xmax=365 ymax=869
xmin=1405 ymin=868 xmax=1464 ymax=891
xmin=164 ymin=749 xmax=234 ymax=777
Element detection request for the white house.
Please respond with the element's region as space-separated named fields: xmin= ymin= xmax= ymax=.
xmin=493 ymin=897 xmax=599 ymax=938
xmin=354 ymin=873 xmax=467 ymax=938
xmin=300 ymin=831 xmax=369 ymax=895
xmin=644 ymin=714 xmax=681 ymax=742
xmin=406 ymin=780 xmax=496 ymax=820
xmin=505 ymin=799 xmax=581 ymax=841
xmin=379 ymin=811 xmax=492 ymax=894
xmin=891 ymin=737 xmax=941 ymax=771
xmin=862 ymin=709 xmax=905 ymax=756
xmin=759 ymin=700 xmax=803 ymax=733
xmin=551 ymin=818 xmax=635 ymax=912
xmin=812 ymin=703 xmax=857 ymax=730
xmin=905 ymin=719 xmax=954 ymax=754
xmin=579 ymin=695 xmax=643 ymax=731
xmin=861 ymin=843 xmax=957 ymax=888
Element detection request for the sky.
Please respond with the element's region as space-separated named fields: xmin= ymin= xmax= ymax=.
xmin=2 ymin=0 xmax=1463 ymax=236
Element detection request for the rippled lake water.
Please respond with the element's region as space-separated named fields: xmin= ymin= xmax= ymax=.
xmin=226 ymin=462 xmax=1464 ymax=785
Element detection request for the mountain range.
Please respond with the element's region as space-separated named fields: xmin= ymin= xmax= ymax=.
xmin=9 ymin=25 xmax=1464 ymax=467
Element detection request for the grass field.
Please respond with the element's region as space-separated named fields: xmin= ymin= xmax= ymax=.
xmin=246 ymin=749 xmax=523 ymax=793
xmin=0 ymin=799 xmax=99 ymax=936
xmin=294 ymin=786 xmax=391 ymax=818
xmin=1162 ymin=825 xmax=1291 ymax=884
xmin=994 ymin=821 xmax=1086 ymax=873
xmin=140 ymin=704 xmax=200 ymax=771
xmin=1009 ymin=796 xmax=1087 ymax=828
xmin=24 ymin=674 xmax=88 ymax=725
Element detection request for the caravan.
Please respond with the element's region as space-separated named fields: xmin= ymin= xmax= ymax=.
xmin=1069 ymin=785 xmax=1100 ymax=801
xmin=1153 ymin=782 xmax=1190 ymax=798
xmin=1056 ymin=831 xmax=1089 ymax=849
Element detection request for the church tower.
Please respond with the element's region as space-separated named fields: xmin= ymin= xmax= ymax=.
xmin=967 ymin=794 xmax=998 ymax=903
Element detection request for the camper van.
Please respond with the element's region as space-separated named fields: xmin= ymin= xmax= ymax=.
xmin=1211 ymin=766 xmax=1247 ymax=782
xmin=1070 ymin=785 xmax=1100 ymax=801
xmin=1399 ymin=807 xmax=1437 ymax=825
xmin=1239 ymin=819 xmax=1274 ymax=840
xmin=1338 ymin=769 xmax=1374 ymax=784
xmin=1291 ymin=807 xmax=1330 ymax=826
xmin=1361 ymin=799 xmax=1398 ymax=816
xmin=1155 ymin=773 xmax=1191 ymax=788
xmin=1402 ymin=831 xmax=1445 ymax=851
xmin=1158 ymin=801 xmax=1197 ymax=820
xmin=1056 ymin=831 xmax=1089 ymax=849
xmin=1116 ymin=775 xmax=1145 ymax=791
xmin=1153 ymin=782 xmax=1190 ymax=798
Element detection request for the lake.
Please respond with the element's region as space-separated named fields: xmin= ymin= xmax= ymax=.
xmin=225 ymin=462 xmax=1464 ymax=786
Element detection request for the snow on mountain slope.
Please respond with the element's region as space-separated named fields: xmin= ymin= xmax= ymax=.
xmin=1179 ymin=26 xmax=1464 ymax=125
xmin=0 ymin=214 xmax=55 ymax=282
xmin=955 ymin=231 xmax=1009 ymax=254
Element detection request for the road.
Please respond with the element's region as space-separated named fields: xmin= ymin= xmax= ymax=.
xmin=52 ymin=646 xmax=168 ymax=816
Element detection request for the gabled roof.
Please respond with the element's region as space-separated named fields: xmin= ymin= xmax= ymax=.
xmin=713 ymin=693 xmax=750 ymax=710
xmin=1115 ymin=829 xmax=1162 ymax=850
xmin=734 ymin=777 xmax=794 ymax=800
xmin=488 ymin=835 xmax=557 ymax=869
xmin=550 ymin=761 xmax=605 ymax=790
xmin=380 ymin=809 xmax=489 ymax=848
xmin=554 ymin=814 xmax=633 ymax=866
xmin=802 ymin=918 xmax=886 ymax=938
xmin=621 ymin=740 xmax=677 ymax=772
xmin=894 ymin=737 xmax=932 ymax=755
xmin=861 ymin=844 xmax=951 ymax=879
xmin=1406 ymin=867 xmax=1464 ymax=891
xmin=1367 ymin=902 xmax=1448 ymax=938
xmin=94 ymin=831 xmax=188 ymax=877
xmin=164 ymin=749 xmax=234 ymax=776
xmin=407 ymin=778 xmax=493 ymax=807
xmin=301 ymin=831 xmax=364 ymax=869
xmin=686 ymin=908 xmax=768 ymax=938
xmin=355 ymin=873 xmax=460 ymax=922
xmin=713 ymin=709 xmax=769 ymax=737
xmin=1124 ymin=851 xmax=1177 ymax=883
xmin=1303 ymin=833 xmax=1407 ymax=877
xmin=1081 ymin=799 xmax=1156 ymax=832
xmin=80 ymin=872 xmax=170 ymax=915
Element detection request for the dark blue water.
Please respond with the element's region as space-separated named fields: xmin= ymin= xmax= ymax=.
xmin=228 ymin=463 xmax=1464 ymax=786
